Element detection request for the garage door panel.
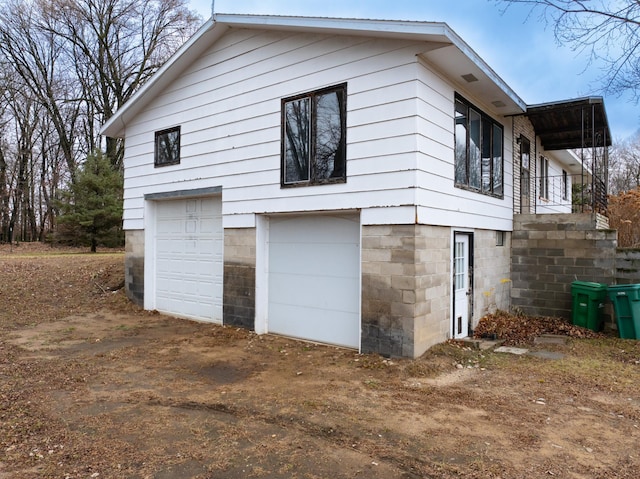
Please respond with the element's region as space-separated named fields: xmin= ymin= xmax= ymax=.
xmin=269 ymin=302 xmax=359 ymax=348
xmin=270 ymin=216 xmax=359 ymax=243
xmin=269 ymin=243 xmax=359 ymax=277
xmin=157 ymin=219 xmax=184 ymax=235
xmin=269 ymin=273 xmax=359 ymax=314
xmin=200 ymin=218 xmax=217 ymax=233
xmin=268 ymin=214 xmax=360 ymax=349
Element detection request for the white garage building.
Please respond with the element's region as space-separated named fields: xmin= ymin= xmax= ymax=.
xmin=101 ymin=14 xmax=598 ymax=357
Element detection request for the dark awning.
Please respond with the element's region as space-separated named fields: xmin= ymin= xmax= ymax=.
xmin=525 ymin=97 xmax=611 ymax=151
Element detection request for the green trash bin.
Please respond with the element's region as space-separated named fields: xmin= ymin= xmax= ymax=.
xmin=607 ymin=284 xmax=640 ymax=340
xmin=571 ymin=281 xmax=607 ymax=332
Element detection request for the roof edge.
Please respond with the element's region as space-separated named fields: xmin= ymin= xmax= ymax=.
xmin=213 ymin=13 xmax=452 ymax=37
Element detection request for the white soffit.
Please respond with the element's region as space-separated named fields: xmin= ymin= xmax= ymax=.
xmin=550 ymin=149 xmax=591 ymax=176
xmin=420 ymin=38 xmax=526 ymax=116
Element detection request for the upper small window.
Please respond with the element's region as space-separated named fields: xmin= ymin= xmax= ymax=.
xmin=282 ymin=84 xmax=347 ymax=186
xmin=155 ymin=126 xmax=181 ymax=167
xmin=454 ymin=95 xmax=503 ymax=197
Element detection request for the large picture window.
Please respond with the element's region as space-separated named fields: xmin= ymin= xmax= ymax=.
xmin=282 ymin=84 xmax=347 ymax=186
xmin=454 ymin=96 xmax=503 ymax=197
xmin=155 ymin=126 xmax=180 ymax=167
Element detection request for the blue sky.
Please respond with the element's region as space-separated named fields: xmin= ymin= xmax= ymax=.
xmin=189 ymin=0 xmax=637 ymax=141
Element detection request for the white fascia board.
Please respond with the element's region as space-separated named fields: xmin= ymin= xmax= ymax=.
xmin=214 ymin=13 xmax=453 ymax=39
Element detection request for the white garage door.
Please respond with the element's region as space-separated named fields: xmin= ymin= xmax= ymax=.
xmin=154 ymin=197 xmax=223 ymax=322
xmin=268 ymin=214 xmax=360 ymax=348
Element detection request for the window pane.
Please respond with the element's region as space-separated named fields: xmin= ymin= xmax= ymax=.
xmin=284 ymin=97 xmax=310 ymax=183
xmin=315 ymin=90 xmax=344 ymax=180
xmin=539 ymin=157 xmax=548 ymax=198
xmin=454 ymin=100 xmax=467 ymax=185
xmin=469 ymin=109 xmax=481 ymax=189
xmin=155 ymin=127 xmax=180 ymax=166
xmin=539 ymin=157 xmax=544 ymax=197
xmin=492 ymin=125 xmax=503 ymax=196
xmin=481 ymin=118 xmax=492 ymax=192
xmin=521 ymin=138 xmax=530 ymax=171
xmin=545 ymin=159 xmax=549 ymax=198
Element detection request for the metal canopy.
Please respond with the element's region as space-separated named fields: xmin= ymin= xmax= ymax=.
xmin=525 ymin=97 xmax=611 ymax=151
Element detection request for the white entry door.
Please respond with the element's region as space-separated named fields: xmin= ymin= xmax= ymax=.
xmin=453 ymin=234 xmax=471 ymax=339
xmin=268 ymin=214 xmax=360 ymax=349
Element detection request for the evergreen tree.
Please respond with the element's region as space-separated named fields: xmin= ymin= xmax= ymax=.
xmin=56 ymin=151 xmax=123 ymax=252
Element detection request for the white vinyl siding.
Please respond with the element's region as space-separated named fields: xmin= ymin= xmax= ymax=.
xmin=121 ymin=29 xmax=425 ymax=230
xmin=536 ymin=152 xmax=573 ymax=214
xmin=415 ymin=61 xmax=514 ymax=231
xmin=120 ymin=28 xmax=515 ymax=231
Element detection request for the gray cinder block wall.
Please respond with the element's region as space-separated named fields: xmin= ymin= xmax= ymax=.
xmin=361 ymin=225 xmax=450 ymax=358
xmin=124 ymin=230 xmax=144 ymax=306
xmin=511 ymin=213 xmax=617 ymax=320
xmin=616 ymin=249 xmax=640 ymax=285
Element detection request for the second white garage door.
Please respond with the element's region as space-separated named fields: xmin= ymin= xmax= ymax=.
xmin=268 ymin=214 xmax=360 ymax=349
xmin=153 ymin=197 xmax=223 ymax=322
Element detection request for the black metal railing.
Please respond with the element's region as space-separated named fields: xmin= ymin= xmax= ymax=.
xmin=525 ymin=172 xmax=608 ymax=213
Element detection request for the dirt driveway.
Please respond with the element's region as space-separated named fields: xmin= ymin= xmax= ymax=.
xmin=1 ymin=246 xmax=639 ymax=478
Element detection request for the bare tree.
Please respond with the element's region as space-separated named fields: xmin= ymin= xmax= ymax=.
xmin=498 ymin=1 xmax=640 ymax=100
xmin=37 ymin=0 xmax=201 ymax=168
xmin=0 ymin=0 xmax=201 ymax=244
xmin=0 ymin=1 xmax=82 ymax=181
xmin=609 ymin=132 xmax=640 ymax=194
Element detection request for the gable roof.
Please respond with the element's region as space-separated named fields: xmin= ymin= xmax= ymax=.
xmin=100 ymin=13 xmax=527 ymax=138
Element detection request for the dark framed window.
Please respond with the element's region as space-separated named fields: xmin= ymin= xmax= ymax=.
xmin=562 ymin=169 xmax=568 ymax=201
xmin=454 ymin=95 xmax=503 ymax=197
xmin=539 ymin=156 xmax=549 ymax=199
xmin=281 ymin=83 xmax=347 ymax=186
xmin=155 ymin=126 xmax=180 ymax=167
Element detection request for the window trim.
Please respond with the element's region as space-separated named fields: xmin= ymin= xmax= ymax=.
xmin=281 ymin=83 xmax=347 ymax=187
xmin=454 ymin=94 xmax=504 ymax=198
xmin=154 ymin=126 xmax=181 ymax=167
